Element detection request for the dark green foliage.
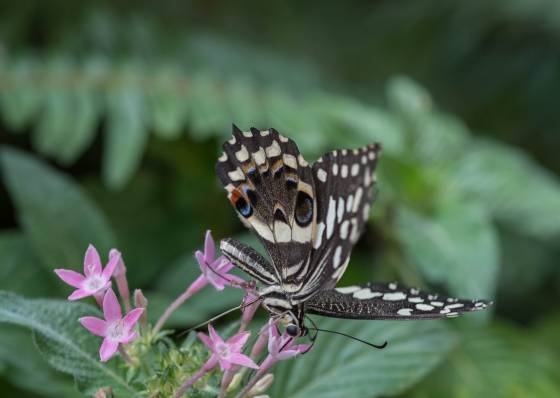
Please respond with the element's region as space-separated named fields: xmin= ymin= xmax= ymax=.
xmin=0 ymin=1 xmax=559 ymax=397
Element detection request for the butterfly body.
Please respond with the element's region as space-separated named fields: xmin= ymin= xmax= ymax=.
xmin=217 ymin=125 xmax=491 ymax=336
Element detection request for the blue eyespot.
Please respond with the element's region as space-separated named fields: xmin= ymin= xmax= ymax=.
xmin=295 ymin=191 xmax=313 ymax=227
xmin=235 ymin=197 xmax=253 ymax=218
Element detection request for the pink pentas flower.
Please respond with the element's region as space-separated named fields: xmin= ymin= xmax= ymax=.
xmin=198 ymin=324 xmax=258 ymax=371
xmin=174 ymin=324 xmax=258 ymax=397
xmin=266 ymin=320 xmax=310 ymax=361
xmin=54 ymin=245 xmax=120 ymax=301
xmin=236 ymin=320 xmax=310 ymax=398
xmin=79 ymin=289 xmax=144 ymax=362
xmin=192 ymin=230 xmax=244 ymax=292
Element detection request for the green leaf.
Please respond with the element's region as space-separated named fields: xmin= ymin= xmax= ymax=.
xmin=324 ymin=96 xmax=405 ymax=156
xmin=0 ymin=57 xmax=42 ymax=130
xmin=270 ymin=318 xmax=456 ymax=398
xmin=411 ymin=323 xmax=560 ymax=398
xmin=0 ymin=147 xmax=116 ymax=269
xmin=0 ymin=231 xmax=55 ymax=297
xmin=451 ymin=139 xmax=560 ymax=238
xmin=0 ymin=326 xmax=80 ymax=398
xmin=104 ymin=68 xmax=149 ymax=189
xmin=150 ymin=67 xmax=187 ymax=139
xmin=0 ymin=292 xmax=137 ymax=396
xmin=387 ymin=76 xmax=432 ymax=120
xmin=395 ymin=201 xmax=499 ymax=300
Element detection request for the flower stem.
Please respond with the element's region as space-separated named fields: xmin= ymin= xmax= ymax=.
xmin=118 ymin=346 xmax=134 ymax=366
xmin=174 ymin=358 xmax=216 ymax=398
xmin=234 ymin=358 xmax=273 ymax=398
xmin=94 ymin=291 xmax=104 ymax=308
xmin=116 ymin=273 xmax=131 ymax=312
xmin=153 ymin=279 xmax=203 ymax=334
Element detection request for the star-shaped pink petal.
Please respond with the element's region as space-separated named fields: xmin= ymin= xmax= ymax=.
xmin=54 ymin=245 xmax=120 ymax=302
xmin=79 ymin=288 xmax=144 ymax=362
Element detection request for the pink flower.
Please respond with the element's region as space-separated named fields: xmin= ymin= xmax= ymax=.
xmin=198 ymin=324 xmax=258 ymax=371
xmin=266 ymin=321 xmax=310 ymax=361
xmin=79 ymin=289 xmax=144 ymax=362
xmin=237 ymin=320 xmax=310 ymax=398
xmin=193 ymin=230 xmax=245 ymax=292
xmin=154 ymin=231 xmax=245 ymax=334
xmin=240 ymin=291 xmax=261 ymax=331
xmin=54 ymin=245 xmax=120 ymax=301
xmin=174 ymin=324 xmax=258 ymax=398
xmin=109 ymin=248 xmax=131 ymax=311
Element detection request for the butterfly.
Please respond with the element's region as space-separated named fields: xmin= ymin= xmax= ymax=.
xmin=216 ymin=125 xmax=491 ymax=337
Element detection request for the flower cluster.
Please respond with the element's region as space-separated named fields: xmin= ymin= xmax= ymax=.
xmin=54 ymin=230 xmax=311 ymax=397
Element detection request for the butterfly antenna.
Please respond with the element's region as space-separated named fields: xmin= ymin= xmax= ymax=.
xmin=177 ymin=296 xmax=263 ymax=338
xmin=305 ymin=316 xmax=387 ymax=350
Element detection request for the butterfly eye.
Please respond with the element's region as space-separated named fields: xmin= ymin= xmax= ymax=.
xmin=295 ymin=191 xmax=313 ymax=227
xmin=235 ymin=196 xmax=253 ymax=218
xmin=286 ymin=324 xmax=299 ymax=337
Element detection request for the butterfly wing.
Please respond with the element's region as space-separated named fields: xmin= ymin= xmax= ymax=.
xmin=305 ymin=282 xmax=492 ymax=319
xmin=216 ymin=126 xmax=316 ymax=287
xmin=293 ymin=144 xmax=381 ymax=301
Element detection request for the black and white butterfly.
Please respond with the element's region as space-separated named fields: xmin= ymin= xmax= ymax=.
xmin=216 ymin=125 xmax=491 ymax=337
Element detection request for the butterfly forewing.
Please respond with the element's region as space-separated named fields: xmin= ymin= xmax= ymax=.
xmin=306 ymin=282 xmax=492 ymax=320
xmin=216 ymin=126 xmax=316 ymax=288
xmin=294 ymin=144 xmax=381 ymax=301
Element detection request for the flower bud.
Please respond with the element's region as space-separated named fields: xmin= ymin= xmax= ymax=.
xmin=226 ymin=371 xmax=244 ymax=392
xmin=247 ymin=374 xmax=274 ymax=396
xmin=94 ymin=387 xmax=113 ymax=398
xmin=134 ymin=289 xmax=149 ymax=328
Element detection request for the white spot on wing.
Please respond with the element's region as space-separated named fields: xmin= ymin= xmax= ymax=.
xmin=352 ymin=187 xmax=363 ymax=212
xmin=265 ymin=140 xmax=281 ymax=157
xmin=416 ymin=303 xmax=434 ymax=311
xmin=332 ymin=246 xmax=342 ymax=268
xmin=218 ymin=152 xmax=228 ymax=162
xmin=260 ymin=129 xmax=270 ymax=136
xmin=313 ymin=222 xmax=325 ymax=249
xmin=228 ymin=168 xmax=245 ymax=181
xmin=298 ymin=154 xmax=308 ymax=167
xmin=337 ymin=197 xmax=345 ymax=222
xmin=242 ymin=131 xmax=253 ymax=137
xmin=339 ymin=220 xmax=349 ymax=239
xmin=332 ymin=163 xmax=339 ymax=176
xmin=336 ymin=286 xmax=361 ymax=294
xmin=446 ymin=303 xmax=465 ymax=310
xmin=353 ymin=288 xmax=383 ymax=299
xmin=351 ymin=163 xmax=360 ymax=176
xmin=389 ymin=282 xmax=397 ymax=290
xmin=283 ymin=154 xmax=298 ymax=169
xmin=383 ymin=292 xmax=407 ymax=301
xmin=228 ymin=136 xmax=236 ymax=144
xmin=317 ymin=168 xmax=327 ymax=182
xmin=397 ymin=308 xmax=413 ymax=316
xmin=341 ymin=164 xmax=349 ymax=178
xmin=326 ymin=197 xmax=336 ymax=239
xmin=408 ymin=297 xmax=424 ymax=303
xmin=279 ymin=134 xmax=289 ymax=143
xmin=346 ymin=195 xmax=353 ymax=212
xmin=235 ymin=146 xmax=250 ymax=162
xmin=254 ymin=148 xmax=266 ymax=165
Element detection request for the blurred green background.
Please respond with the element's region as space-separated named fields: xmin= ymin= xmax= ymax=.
xmin=1 ymin=1 xmax=560 ymax=397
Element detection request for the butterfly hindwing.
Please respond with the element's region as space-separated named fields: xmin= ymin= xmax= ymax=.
xmin=216 ymin=126 xmax=316 ymax=285
xmin=305 ymin=282 xmax=492 ymax=320
xmin=294 ymin=144 xmax=381 ymax=301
